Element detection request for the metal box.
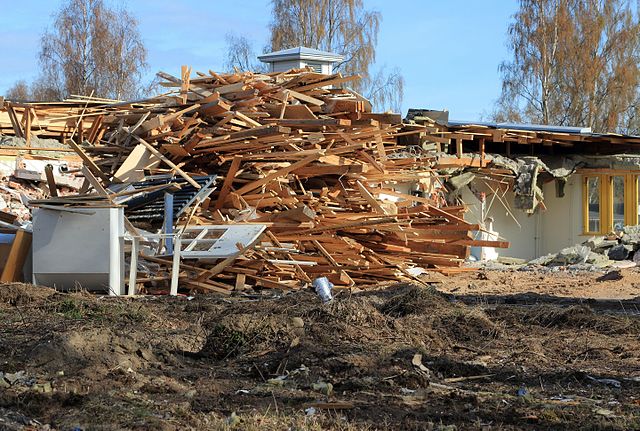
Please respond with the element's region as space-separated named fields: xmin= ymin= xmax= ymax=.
xmin=32 ymin=207 xmax=125 ymax=295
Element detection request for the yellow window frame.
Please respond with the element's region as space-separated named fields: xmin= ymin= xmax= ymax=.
xmin=582 ymin=173 xmax=639 ymax=234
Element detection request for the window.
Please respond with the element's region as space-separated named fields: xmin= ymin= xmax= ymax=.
xmin=304 ymin=61 xmax=323 ymax=73
xmin=636 ymin=176 xmax=640 ymax=225
xmin=583 ymin=173 xmax=640 ymax=234
xmin=612 ymin=176 xmax=626 ymax=231
xmin=585 ymin=176 xmax=601 ymax=233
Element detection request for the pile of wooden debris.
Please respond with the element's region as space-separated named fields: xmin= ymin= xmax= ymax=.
xmin=0 ymin=67 xmax=507 ymax=294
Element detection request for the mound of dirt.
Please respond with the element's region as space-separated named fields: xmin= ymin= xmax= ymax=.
xmin=194 ymin=285 xmax=506 ymax=381
xmin=29 ymin=327 xmax=155 ymax=376
xmin=379 ymin=284 xmax=445 ymax=317
xmin=198 ymin=312 xmax=289 ymax=360
xmin=490 ymin=304 xmax=640 ymax=335
xmin=1 ymin=280 xmax=639 ymax=430
xmin=0 ymin=283 xmax=56 ymax=306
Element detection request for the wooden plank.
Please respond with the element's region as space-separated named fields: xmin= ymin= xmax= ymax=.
xmin=200 ymin=237 xmax=262 ymax=279
xmin=113 ymin=143 xmax=161 ymax=183
xmin=199 ymin=98 xmax=232 ymax=117
xmin=214 ymin=155 xmax=242 ymax=210
xmin=133 ymin=136 xmax=201 ymax=189
xmin=265 ymin=118 xmax=351 ymax=127
xmin=370 ymin=188 xmax=436 ymax=206
xmin=44 ymin=164 xmax=58 ymax=197
xmin=245 ymin=274 xmax=296 ymax=290
xmin=184 ymin=280 xmax=232 ymax=295
xmin=24 ymin=108 xmax=31 ymax=148
xmin=234 ymin=273 xmax=247 ymax=291
xmin=292 ymin=163 xmax=367 ymax=176
xmin=234 ymin=111 xmax=262 ymax=127
xmin=234 ymin=151 xmax=324 ymax=196
xmin=0 ymin=230 xmax=31 ymax=282
xmin=355 ymin=181 xmax=388 ymax=215
xmin=293 ymin=216 xmax=397 ymax=235
xmin=6 ymin=105 xmax=25 ymax=138
xmin=286 ymin=89 xmax=325 ymax=106
xmin=283 ymin=104 xmax=317 ymax=119
xmin=66 ymin=138 xmax=111 ymax=183
xmin=294 ymin=74 xmax=360 ymax=92
xmin=180 ymin=65 xmax=191 ymax=104
xmin=453 ymin=239 xmax=510 ymax=248
xmin=375 ymin=133 xmax=387 ymax=161
xmin=264 ymin=230 xmax=311 ymax=283
xmin=311 ymin=239 xmax=355 ymax=286
xmin=455 ymin=138 xmax=463 ymax=158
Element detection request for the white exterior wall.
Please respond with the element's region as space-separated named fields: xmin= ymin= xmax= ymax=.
xmin=269 ymin=60 xmax=303 ymax=72
xmin=539 ymin=176 xmax=584 ymax=256
xmin=317 ymin=63 xmax=333 ymax=74
xmin=461 ymin=186 xmax=538 ymax=260
xmin=268 ymin=60 xmax=333 ymax=74
xmin=380 ymin=176 xmax=587 ymax=261
xmin=461 ymin=175 xmax=584 ymax=260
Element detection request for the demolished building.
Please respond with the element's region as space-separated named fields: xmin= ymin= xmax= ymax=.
xmin=406 ymin=109 xmax=640 ymax=261
xmin=0 ymin=58 xmax=513 ymax=295
xmin=2 ymin=46 xmax=639 ymax=295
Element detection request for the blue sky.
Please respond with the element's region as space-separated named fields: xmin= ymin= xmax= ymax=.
xmin=0 ymin=0 xmax=518 ymax=120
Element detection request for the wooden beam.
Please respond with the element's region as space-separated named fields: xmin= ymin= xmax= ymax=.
xmin=44 ymin=164 xmax=58 ymax=197
xmin=66 ymin=138 xmax=111 ymax=183
xmin=133 ymin=136 xmax=201 ymax=189
xmin=294 ymin=74 xmax=360 ymax=92
xmin=0 ymin=230 xmax=31 ymax=282
xmin=234 ymin=151 xmax=324 ymax=196
xmin=214 ymin=155 xmax=242 ymax=210
xmin=355 ymin=181 xmax=388 ymax=215
xmin=455 ymin=138 xmax=463 ymax=159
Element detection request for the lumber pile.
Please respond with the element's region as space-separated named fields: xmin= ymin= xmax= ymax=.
xmin=1 ymin=67 xmax=508 ymax=294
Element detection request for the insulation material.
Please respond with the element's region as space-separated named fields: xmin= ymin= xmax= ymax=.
xmin=513 ymin=158 xmax=542 ymax=213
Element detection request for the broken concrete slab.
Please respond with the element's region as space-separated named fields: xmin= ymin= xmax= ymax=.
xmin=607 ymin=244 xmax=633 ymax=261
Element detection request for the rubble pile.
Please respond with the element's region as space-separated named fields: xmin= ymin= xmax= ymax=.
xmin=528 ymin=226 xmax=640 ymax=269
xmin=0 ymin=179 xmax=42 ymax=223
xmin=0 ymin=67 xmax=508 ymax=293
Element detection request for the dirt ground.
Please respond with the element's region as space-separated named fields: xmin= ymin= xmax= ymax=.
xmin=435 ymin=267 xmax=640 ymax=300
xmin=0 ymin=271 xmax=639 ymax=430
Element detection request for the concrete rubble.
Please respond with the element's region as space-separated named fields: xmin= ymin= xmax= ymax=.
xmin=526 ymin=225 xmax=640 ymax=270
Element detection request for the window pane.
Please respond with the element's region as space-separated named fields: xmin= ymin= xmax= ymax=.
xmin=612 ymin=176 xmax=625 ymax=231
xmin=588 ymin=177 xmax=600 ymax=232
xmin=637 ymin=177 xmax=640 ymax=225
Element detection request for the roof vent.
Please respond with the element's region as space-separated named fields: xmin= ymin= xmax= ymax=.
xmin=258 ymin=46 xmax=344 ymax=74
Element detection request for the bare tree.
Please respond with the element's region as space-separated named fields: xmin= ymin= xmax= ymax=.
xmin=38 ymin=0 xmax=147 ymax=100
xmin=365 ymin=67 xmax=404 ymax=113
xmin=495 ymin=0 xmax=640 ymax=132
xmin=268 ymin=0 xmax=403 ymax=112
xmin=223 ymin=34 xmax=264 ymax=72
xmin=4 ymin=80 xmax=31 ymax=101
xmin=270 ymin=0 xmax=379 ymax=79
xmin=31 ymin=78 xmax=62 ymax=102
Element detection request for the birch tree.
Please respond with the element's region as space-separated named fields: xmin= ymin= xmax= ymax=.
xmin=495 ymin=0 xmax=640 ymax=132
xmin=223 ymin=34 xmax=265 ymax=73
xmin=4 ymin=81 xmax=30 ymax=101
xmin=38 ymin=0 xmax=147 ymax=100
xmin=269 ymin=0 xmax=403 ymax=112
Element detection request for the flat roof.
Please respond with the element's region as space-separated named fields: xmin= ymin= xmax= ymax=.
xmin=447 ymin=120 xmax=592 ymax=135
xmin=258 ymin=46 xmax=344 ymax=63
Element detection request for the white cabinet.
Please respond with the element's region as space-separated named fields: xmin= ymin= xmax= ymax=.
xmin=32 ymin=207 xmax=125 ymax=295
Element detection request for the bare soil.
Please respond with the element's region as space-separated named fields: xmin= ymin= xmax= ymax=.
xmin=436 ymin=267 xmax=640 ymax=300
xmin=0 ymin=275 xmax=639 ymax=430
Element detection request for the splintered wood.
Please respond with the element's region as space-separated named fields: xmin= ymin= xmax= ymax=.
xmin=1 ymin=67 xmax=508 ymax=293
